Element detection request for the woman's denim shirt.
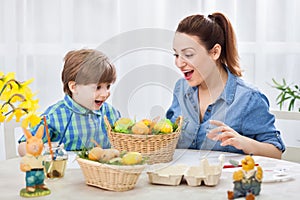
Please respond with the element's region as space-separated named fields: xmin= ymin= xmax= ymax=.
xmin=166 ymin=68 xmax=285 ymax=154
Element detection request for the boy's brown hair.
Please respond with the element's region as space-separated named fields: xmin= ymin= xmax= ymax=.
xmin=61 ymin=49 xmax=116 ymax=97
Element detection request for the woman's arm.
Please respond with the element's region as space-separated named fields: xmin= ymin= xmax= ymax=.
xmin=239 ymin=136 xmax=282 ymax=159
xmin=207 ymin=120 xmax=282 ymax=159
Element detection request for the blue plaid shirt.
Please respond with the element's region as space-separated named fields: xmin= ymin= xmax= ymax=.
xmin=19 ymin=95 xmax=120 ymax=150
xmin=166 ymin=67 xmax=285 ymax=154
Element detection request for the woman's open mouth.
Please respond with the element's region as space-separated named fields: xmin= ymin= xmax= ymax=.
xmin=183 ymin=70 xmax=194 ymax=80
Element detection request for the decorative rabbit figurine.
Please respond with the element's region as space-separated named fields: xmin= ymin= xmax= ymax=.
xmin=20 ymin=125 xmax=51 ymax=197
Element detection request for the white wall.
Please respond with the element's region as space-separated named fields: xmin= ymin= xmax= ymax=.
xmin=1 ymin=0 xmax=299 ymax=160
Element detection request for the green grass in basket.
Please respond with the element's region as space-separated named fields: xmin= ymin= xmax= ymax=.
xmin=77 ymin=147 xmax=89 ymax=159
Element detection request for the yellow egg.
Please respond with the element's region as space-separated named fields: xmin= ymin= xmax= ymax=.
xmin=154 ymin=120 xmax=173 ymax=134
xmin=121 ymin=152 xmax=143 ymax=165
xmin=160 ymin=123 xmax=173 ymax=133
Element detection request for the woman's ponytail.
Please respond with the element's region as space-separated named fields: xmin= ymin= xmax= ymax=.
xmin=211 ymin=12 xmax=242 ymax=76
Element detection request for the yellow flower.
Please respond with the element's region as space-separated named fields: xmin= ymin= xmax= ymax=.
xmin=0 ymin=103 xmax=9 ymax=113
xmin=0 ymin=71 xmax=40 ymax=128
xmin=0 ymin=113 xmax=6 ymax=122
xmin=9 ymin=93 xmax=25 ymax=103
xmin=22 ymin=112 xmax=41 ymax=128
xmin=19 ymin=99 xmax=33 ymax=110
xmin=14 ymin=108 xmax=24 ymax=122
xmin=19 ymin=78 xmax=34 ymax=90
xmin=0 ymin=72 xmax=15 ymax=83
xmin=5 ymin=111 xmax=14 ymax=122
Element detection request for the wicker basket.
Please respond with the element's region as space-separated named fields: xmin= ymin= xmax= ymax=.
xmin=104 ymin=116 xmax=183 ymax=164
xmin=77 ymin=157 xmax=145 ymax=192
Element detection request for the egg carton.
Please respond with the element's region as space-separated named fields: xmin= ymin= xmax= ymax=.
xmin=147 ymin=165 xmax=189 ymax=186
xmin=147 ymin=154 xmax=224 ymax=186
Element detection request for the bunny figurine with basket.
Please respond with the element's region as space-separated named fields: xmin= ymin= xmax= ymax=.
xmin=20 ymin=125 xmax=51 ymax=197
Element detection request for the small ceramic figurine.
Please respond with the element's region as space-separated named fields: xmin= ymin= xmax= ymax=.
xmin=227 ymin=155 xmax=263 ymax=200
xmin=20 ymin=125 xmax=51 ymax=197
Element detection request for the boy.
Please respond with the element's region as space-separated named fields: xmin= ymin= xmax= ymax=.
xmin=18 ymin=49 xmax=120 ymax=156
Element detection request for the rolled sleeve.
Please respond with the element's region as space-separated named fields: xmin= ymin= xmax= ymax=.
xmin=242 ymin=91 xmax=285 ymax=151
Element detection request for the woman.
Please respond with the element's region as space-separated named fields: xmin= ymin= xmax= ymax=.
xmin=166 ymin=12 xmax=285 ymax=159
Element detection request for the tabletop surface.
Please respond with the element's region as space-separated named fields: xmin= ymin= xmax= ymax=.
xmin=0 ymin=149 xmax=299 ymax=200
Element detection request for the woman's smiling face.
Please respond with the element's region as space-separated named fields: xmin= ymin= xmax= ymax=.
xmin=173 ymin=32 xmax=217 ymax=87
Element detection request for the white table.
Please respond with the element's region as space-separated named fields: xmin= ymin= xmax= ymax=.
xmin=0 ymin=149 xmax=299 ymax=200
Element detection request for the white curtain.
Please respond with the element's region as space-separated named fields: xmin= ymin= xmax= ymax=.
xmin=1 ymin=0 xmax=300 ymax=159
xmin=1 ymin=0 xmax=299 ymax=116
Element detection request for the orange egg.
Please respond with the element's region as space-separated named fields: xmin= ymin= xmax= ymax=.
xmin=88 ymin=147 xmax=104 ymax=161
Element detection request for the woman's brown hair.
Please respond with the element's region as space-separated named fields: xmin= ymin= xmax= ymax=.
xmin=176 ymin=12 xmax=242 ymax=76
xmin=62 ymin=49 xmax=116 ymax=97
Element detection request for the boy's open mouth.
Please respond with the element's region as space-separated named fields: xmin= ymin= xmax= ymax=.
xmin=95 ymin=100 xmax=103 ymax=107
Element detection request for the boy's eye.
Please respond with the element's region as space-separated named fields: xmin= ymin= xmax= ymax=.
xmin=96 ymin=84 xmax=110 ymax=90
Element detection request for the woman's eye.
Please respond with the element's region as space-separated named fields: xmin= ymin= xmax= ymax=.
xmin=96 ymin=86 xmax=101 ymax=90
xmin=185 ymin=54 xmax=193 ymax=58
xmin=107 ymin=85 xmax=111 ymax=90
xmin=173 ymin=53 xmax=179 ymax=58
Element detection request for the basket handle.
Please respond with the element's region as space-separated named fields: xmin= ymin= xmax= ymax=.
xmin=104 ymin=115 xmax=112 ymax=132
xmin=148 ymin=116 xmax=160 ymax=134
xmin=175 ymin=116 xmax=183 ymax=131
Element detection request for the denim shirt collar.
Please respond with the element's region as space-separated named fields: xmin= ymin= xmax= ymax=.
xmin=184 ymin=66 xmax=237 ymax=105
xmin=63 ymin=95 xmax=102 ymax=116
xmin=218 ymin=67 xmax=237 ymax=105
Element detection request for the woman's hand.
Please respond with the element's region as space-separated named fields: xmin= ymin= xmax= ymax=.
xmin=206 ymin=120 xmax=282 ymax=159
xmin=206 ymin=120 xmax=250 ymax=151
